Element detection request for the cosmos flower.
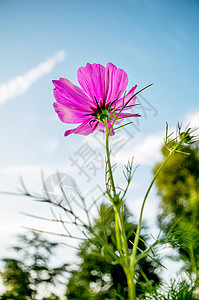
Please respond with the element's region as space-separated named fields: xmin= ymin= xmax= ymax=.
xmin=53 ymin=62 xmax=139 ymax=136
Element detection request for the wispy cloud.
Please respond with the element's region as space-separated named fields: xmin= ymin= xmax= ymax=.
xmin=114 ymin=109 xmax=199 ymax=167
xmin=184 ymin=110 xmax=199 ymax=128
xmin=0 ymin=51 xmax=66 ymax=105
xmin=114 ymin=132 xmax=164 ymax=166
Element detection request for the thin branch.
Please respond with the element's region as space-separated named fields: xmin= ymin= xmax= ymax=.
xmin=22 ymin=227 xmax=86 ymax=240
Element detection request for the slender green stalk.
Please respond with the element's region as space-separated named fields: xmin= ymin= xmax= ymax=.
xmin=114 ymin=207 xmax=129 ymax=259
xmin=125 ymin=268 xmax=135 ymax=300
xmin=103 ymin=113 xmax=195 ymax=299
xmin=130 ymin=147 xmax=178 ymax=281
xmin=103 ymin=118 xmax=194 ymax=299
xmin=105 ymin=128 xmax=116 ymax=197
xmin=105 ymin=122 xmax=135 ymax=299
xmin=105 ymin=124 xmax=122 ymax=255
xmin=117 ymin=148 xmax=177 ymax=300
xmin=105 ymin=124 xmax=128 ymax=257
xmin=114 ymin=209 xmax=123 ymax=256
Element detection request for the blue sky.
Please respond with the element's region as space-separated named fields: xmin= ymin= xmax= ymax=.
xmin=0 ymin=0 xmax=199 ymax=292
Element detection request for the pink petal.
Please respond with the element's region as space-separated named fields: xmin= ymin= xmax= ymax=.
xmin=95 ymin=122 xmax=115 ymax=136
xmin=77 ymin=63 xmax=105 ymax=105
xmin=95 ymin=122 xmax=106 ymax=133
xmin=105 ymin=63 xmax=128 ymax=105
xmin=53 ymin=78 xmax=94 ymax=110
xmin=64 ymin=120 xmax=98 ymax=136
xmin=53 ymin=102 xmax=92 ymax=124
xmin=53 ymin=89 xmax=92 ymax=115
xmin=115 ymin=85 xmax=137 ymax=111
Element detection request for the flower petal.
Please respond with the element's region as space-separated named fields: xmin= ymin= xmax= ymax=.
xmin=95 ymin=122 xmax=115 ymax=136
xmin=77 ymin=63 xmax=105 ymax=105
xmin=64 ymin=120 xmax=98 ymax=136
xmin=53 ymin=102 xmax=92 ymax=124
xmin=53 ymin=78 xmax=94 ymax=110
xmin=105 ymin=63 xmax=128 ymax=105
xmin=115 ymin=85 xmax=137 ymax=111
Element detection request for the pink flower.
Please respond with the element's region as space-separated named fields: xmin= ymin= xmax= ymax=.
xmin=53 ymin=62 xmax=139 ymax=137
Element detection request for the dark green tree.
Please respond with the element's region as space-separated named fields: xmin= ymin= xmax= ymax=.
xmin=66 ymin=203 xmax=160 ymax=299
xmin=153 ymin=144 xmax=199 ymax=276
xmin=0 ymin=231 xmax=68 ymax=300
xmin=0 ymin=258 xmax=32 ymax=299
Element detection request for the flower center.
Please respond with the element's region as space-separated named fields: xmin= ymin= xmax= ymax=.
xmin=96 ymin=108 xmax=110 ymax=122
xmin=93 ymin=96 xmax=111 ymax=123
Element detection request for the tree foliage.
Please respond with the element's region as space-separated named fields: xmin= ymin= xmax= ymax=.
xmin=0 ymin=258 xmax=32 ymax=299
xmin=145 ymin=279 xmax=197 ymax=300
xmin=153 ymin=144 xmax=199 ymax=275
xmin=66 ymin=203 xmax=160 ymax=299
xmin=0 ymin=231 xmax=68 ymax=300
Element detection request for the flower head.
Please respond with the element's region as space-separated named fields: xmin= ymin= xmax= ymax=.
xmin=53 ymin=62 xmax=139 ymax=136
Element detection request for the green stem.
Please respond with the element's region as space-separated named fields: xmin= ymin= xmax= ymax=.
xmin=104 ymin=122 xmax=182 ymax=300
xmin=114 ymin=207 xmax=123 ymax=256
xmin=105 ymin=125 xmax=129 ymax=258
xmin=105 ymin=123 xmax=131 ymax=295
xmin=114 ymin=206 xmax=129 ymax=259
xmin=130 ymin=148 xmax=177 ymax=270
xmin=105 ymin=128 xmax=116 ymax=197
xmin=128 ymin=144 xmax=183 ymax=300
xmin=125 ymin=268 xmax=135 ymax=300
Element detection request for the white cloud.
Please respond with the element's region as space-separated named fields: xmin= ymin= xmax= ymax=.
xmin=112 ymin=109 xmax=199 ymax=167
xmin=110 ymin=108 xmax=199 ymax=168
xmin=0 ymin=164 xmax=69 ymax=177
xmin=114 ymin=132 xmax=164 ymax=166
xmin=46 ymin=137 xmax=59 ymax=152
xmin=184 ymin=110 xmax=199 ymax=128
xmin=0 ymin=164 xmax=48 ymax=174
xmin=0 ymin=50 xmax=66 ymax=105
